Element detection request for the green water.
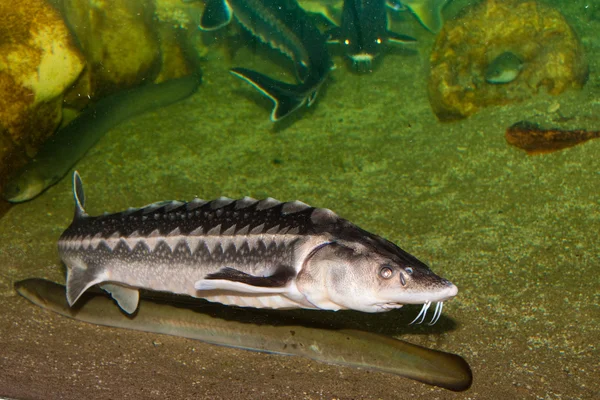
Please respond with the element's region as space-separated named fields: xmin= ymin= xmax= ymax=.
xmin=0 ymin=0 xmax=598 ymax=398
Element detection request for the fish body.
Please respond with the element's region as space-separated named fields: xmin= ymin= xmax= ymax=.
xmin=59 ymin=172 xmax=458 ymax=317
xmin=485 ymin=51 xmax=523 ymax=84
xmin=328 ymin=0 xmax=416 ymax=70
xmin=15 ymin=278 xmax=472 ymax=391
xmin=506 ymin=121 xmax=600 ymax=155
xmin=2 ymin=73 xmax=201 ymax=203
xmin=200 ymin=0 xmax=332 ymax=121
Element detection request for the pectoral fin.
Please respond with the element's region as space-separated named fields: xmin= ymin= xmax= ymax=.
xmin=387 ymin=31 xmax=417 ymax=44
xmin=100 ymin=283 xmax=139 ymax=314
xmin=195 ymin=265 xmax=294 ymax=294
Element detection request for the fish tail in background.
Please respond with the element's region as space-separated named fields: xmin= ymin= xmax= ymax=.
xmin=401 ymin=0 xmax=448 ymax=33
xmin=2 ymin=73 xmax=202 ymax=203
xmin=15 ymin=278 xmax=472 ymax=392
xmin=199 ymin=0 xmax=233 ymax=30
xmin=230 ymin=68 xmax=307 ymax=121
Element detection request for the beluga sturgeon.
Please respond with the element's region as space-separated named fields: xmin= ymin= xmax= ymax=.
xmin=198 ymin=0 xmax=332 ymax=121
xmin=59 ymin=172 xmax=458 ymax=322
xmin=328 ymin=0 xmax=416 ymax=71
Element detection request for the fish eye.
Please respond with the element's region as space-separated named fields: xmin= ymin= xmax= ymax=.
xmin=405 ymin=267 xmax=413 ymax=275
xmin=379 ymin=266 xmax=394 ymax=279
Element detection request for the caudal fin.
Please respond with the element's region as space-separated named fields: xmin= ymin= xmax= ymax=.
xmin=199 ymin=0 xmax=232 ymax=30
xmin=230 ymin=68 xmax=306 ymax=121
xmin=72 ymin=171 xmax=87 ymax=220
xmin=401 ymin=0 xmax=447 ymax=33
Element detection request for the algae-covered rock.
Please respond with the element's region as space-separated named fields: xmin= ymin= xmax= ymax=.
xmin=154 ymin=0 xmax=202 ymax=30
xmin=428 ymin=0 xmax=589 ymax=121
xmin=0 ymin=0 xmax=85 ymax=182
xmin=0 ymin=0 xmax=198 ymax=195
xmin=61 ymin=0 xmax=160 ymax=97
xmin=154 ymin=25 xmax=195 ymax=83
xmin=60 ymin=0 xmax=199 ymax=98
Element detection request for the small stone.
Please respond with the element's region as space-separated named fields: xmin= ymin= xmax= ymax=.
xmin=547 ymin=102 xmax=561 ymax=113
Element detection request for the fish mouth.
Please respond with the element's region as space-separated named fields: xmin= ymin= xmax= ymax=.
xmin=375 ymin=282 xmax=458 ymax=323
xmin=376 ymin=302 xmax=405 ymax=311
xmin=408 ymin=283 xmax=458 ymax=325
xmin=385 ymin=281 xmax=458 ymax=305
xmin=350 ymin=54 xmax=375 ymax=72
xmin=374 ymin=300 xmax=447 ymax=325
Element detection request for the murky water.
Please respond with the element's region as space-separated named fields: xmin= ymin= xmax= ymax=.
xmin=0 ymin=0 xmax=598 ymax=398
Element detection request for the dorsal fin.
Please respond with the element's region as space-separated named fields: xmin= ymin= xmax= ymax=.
xmin=72 ymin=171 xmax=87 ymax=220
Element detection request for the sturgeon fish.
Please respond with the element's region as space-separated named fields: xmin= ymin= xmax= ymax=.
xmin=59 ymin=172 xmax=458 ymax=320
xmin=199 ymin=0 xmax=332 ymax=121
xmin=328 ymin=0 xmax=416 ymax=70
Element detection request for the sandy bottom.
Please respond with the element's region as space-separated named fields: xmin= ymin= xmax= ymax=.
xmin=1 ymin=2 xmax=599 ymax=399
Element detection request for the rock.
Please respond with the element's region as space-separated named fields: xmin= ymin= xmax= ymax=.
xmin=61 ymin=0 xmax=160 ymax=97
xmin=154 ymin=0 xmax=202 ymax=30
xmin=154 ymin=0 xmax=209 ymax=71
xmin=61 ymin=0 xmax=198 ymax=99
xmin=0 ymin=0 xmax=85 ymax=184
xmin=155 ymin=28 xmax=193 ymax=83
xmin=428 ymin=0 xmax=589 ymax=122
xmin=0 ymin=0 xmax=198 ymax=194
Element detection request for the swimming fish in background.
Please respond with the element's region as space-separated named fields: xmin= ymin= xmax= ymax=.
xmin=506 ymin=121 xmax=600 ymax=155
xmin=2 ymin=73 xmax=202 ymax=203
xmin=199 ymin=0 xmax=332 ymax=121
xmin=199 ymin=0 xmax=233 ymax=30
xmin=15 ymin=278 xmax=473 ymax=391
xmin=327 ymin=0 xmax=416 ymax=71
xmin=387 ymin=0 xmax=449 ymax=33
xmin=60 ymin=172 xmax=458 ymax=321
xmin=485 ymin=52 xmax=523 ymax=84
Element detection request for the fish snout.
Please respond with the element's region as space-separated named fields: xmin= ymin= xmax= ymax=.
xmin=350 ymin=55 xmax=375 ymax=73
xmin=437 ymin=279 xmax=459 ymax=302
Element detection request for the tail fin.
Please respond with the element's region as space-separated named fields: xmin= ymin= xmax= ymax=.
xmin=73 ymin=171 xmax=87 ymax=220
xmin=230 ymin=68 xmax=306 ymax=121
xmin=401 ymin=0 xmax=446 ymax=33
xmin=199 ymin=0 xmax=232 ymax=31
